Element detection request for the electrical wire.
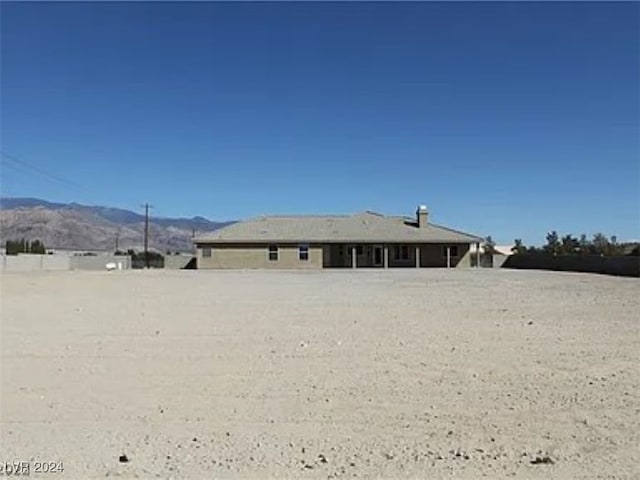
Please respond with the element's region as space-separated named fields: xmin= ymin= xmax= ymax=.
xmin=0 ymin=151 xmax=90 ymax=193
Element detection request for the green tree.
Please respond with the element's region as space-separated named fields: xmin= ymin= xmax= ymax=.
xmin=5 ymin=239 xmax=45 ymax=254
xmin=578 ymin=234 xmax=590 ymax=255
xmin=5 ymin=240 xmax=17 ymax=255
xmin=512 ymin=239 xmax=527 ymax=255
xmin=609 ymin=235 xmax=622 ymax=255
xmin=560 ymin=234 xmax=580 ymax=255
xmin=592 ymin=233 xmax=609 ymax=255
xmin=30 ymin=239 xmax=46 ymax=254
xmin=483 ymin=235 xmax=496 ymax=255
xmin=544 ymin=231 xmax=561 ymax=255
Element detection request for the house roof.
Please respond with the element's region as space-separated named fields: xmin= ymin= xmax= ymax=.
xmin=194 ymin=211 xmax=483 ymax=244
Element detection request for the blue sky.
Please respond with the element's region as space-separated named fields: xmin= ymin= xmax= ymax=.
xmin=1 ymin=2 xmax=638 ymax=245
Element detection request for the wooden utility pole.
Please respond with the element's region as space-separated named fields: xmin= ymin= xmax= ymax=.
xmin=115 ymin=229 xmax=120 ymax=253
xmin=143 ymin=203 xmax=152 ymax=268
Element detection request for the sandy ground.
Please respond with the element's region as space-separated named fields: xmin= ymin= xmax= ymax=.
xmin=1 ymin=269 xmax=638 ymax=479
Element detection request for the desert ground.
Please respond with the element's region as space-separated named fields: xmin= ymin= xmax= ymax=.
xmin=1 ymin=269 xmax=638 ymax=479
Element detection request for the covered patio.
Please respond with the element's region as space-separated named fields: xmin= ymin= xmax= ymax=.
xmin=322 ymin=242 xmax=481 ymax=269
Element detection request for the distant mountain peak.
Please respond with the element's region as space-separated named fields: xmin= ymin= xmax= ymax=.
xmin=0 ymin=197 xmax=68 ymax=210
xmin=0 ymin=197 xmax=234 ymax=252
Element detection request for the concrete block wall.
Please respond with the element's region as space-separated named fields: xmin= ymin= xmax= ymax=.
xmin=164 ymin=255 xmax=193 ymax=270
xmin=1 ymin=254 xmax=70 ymax=272
xmin=1 ymin=254 xmax=131 ymax=273
xmin=70 ymin=256 xmax=131 ymax=270
xmin=501 ymin=254 xmax=640 ymax=277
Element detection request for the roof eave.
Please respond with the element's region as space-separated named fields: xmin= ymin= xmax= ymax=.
xmin=194 ymin=238 xmax=483 ymax=244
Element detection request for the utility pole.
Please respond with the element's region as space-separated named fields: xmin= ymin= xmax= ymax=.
xmin=143 ymin=203 xmax=152 ymax=268
xmin=115 ymin=229 xmax=120 ymax=253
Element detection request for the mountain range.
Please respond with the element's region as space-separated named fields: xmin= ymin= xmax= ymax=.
xmin=0 ymin=197 xmax=234 ymax=252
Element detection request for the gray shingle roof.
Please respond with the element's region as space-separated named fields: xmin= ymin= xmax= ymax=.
xmin=194 ymin=211 xmax=482 ymax=244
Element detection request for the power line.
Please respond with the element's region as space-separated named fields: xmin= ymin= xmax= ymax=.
xmin=0 ymin=161 xmax=32 ymax=195
xmin=0 ymin=151 xmax=90 ymax=193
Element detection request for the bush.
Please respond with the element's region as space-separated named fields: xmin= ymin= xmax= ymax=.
xmin=5 ymin=238 xmax=46 ymax=255
xmin=130 ymin=250 xmax=165 ymax=269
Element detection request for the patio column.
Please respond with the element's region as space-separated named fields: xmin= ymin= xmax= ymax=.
xmin=446 ymin=246 xmax=451 ymax=269
xmin=415 ymin=246 xmax=421 ymax=268
xmin=351 ymin=246 xmax=357 ymax=269
xmin=383 ymin=245 xmax=389 ymax=269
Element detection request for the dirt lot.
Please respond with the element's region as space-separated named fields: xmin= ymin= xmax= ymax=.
xmin=1 ymin=269 xmax=638 ymax=479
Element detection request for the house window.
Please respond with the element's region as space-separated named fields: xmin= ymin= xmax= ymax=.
xmin=268 ymin=245 xmax=278 ymax=261
xmin=442 ymin=246 xmax=459 ymax=258
xmin=394 ymin=245 xmax=409 ymax=260
xmin=202 ymin=247 xmax=212 ymax=258
xmin=356 ymin=245 xmax=364 ymax=255
xmin=299 ymin=245 xmax=309 ymax=261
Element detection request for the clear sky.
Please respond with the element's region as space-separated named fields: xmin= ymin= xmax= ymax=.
xmin=1 ymin=1 xmax=638 ymax=245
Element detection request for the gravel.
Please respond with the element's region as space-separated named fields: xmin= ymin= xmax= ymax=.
xmin=1 ymin=268 xmax=638 ymax=478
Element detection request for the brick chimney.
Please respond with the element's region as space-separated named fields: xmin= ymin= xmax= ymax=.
xmin=416 ymin=205 xmax=429 ymax=228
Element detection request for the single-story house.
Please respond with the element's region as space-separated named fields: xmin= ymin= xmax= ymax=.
xmin=194 ymin=205 xmax=483 ymax=269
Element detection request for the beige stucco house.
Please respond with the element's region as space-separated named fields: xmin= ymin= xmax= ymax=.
xmin=194 ymin=205 xmax=483 ymax=269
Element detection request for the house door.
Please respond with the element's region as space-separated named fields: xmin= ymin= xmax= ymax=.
xmin=373 ymin=245 xmax=383 ymax=267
